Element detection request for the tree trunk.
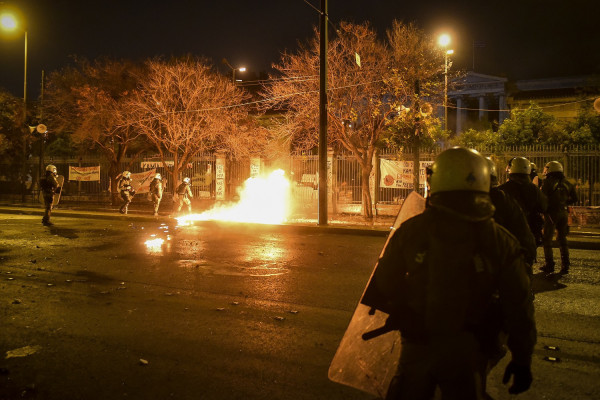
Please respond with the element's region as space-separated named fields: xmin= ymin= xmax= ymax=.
xmin=109 ymin=163 xmax=120 ymax=206
xmin=361 ymin=167 xmax=373 ymax=219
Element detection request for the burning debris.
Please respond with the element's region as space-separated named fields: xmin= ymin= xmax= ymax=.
xmin=176 ymin=169 xmax=291 ymax=226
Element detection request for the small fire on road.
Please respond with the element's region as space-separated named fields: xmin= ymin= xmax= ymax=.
xmin=176 ymin=169 xmax=291 ymax=226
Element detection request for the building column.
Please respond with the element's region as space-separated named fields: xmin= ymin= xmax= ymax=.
xmin=479 ymin=96 xmax=486 ymax=120
xmin=456 ymin=97 xmax=463 ymax=134
xmin=499 ymin=95 xmax=507 ymax=124
xmin=250 ymin=157 xmax=262 ymax=178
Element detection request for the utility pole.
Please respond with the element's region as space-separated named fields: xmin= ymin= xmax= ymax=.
xmin=318 ymin=0 xmax=328 ymax=225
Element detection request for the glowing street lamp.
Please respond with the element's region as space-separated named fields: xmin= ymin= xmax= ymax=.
xmin=222 ymin=58 xmax=246 ymax=83
xmin=1 ymin=11 xmax=28 ymax=109
xmin=438 ymin=34 xmax=453 ymax=132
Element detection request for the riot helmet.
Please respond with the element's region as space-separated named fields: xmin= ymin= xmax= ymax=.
xmin=122 ymin=171 xmax=131 ymax=179
xmin=508 ymin=157 xmax=531 ymax=175
xmin=183 ymin=177 xmax=191 ymax=184
xmin=485 ymin=157 xmax=498 ymax=186
xmin=155 ymin=173 xmax=162 ymax=180
xmin=46 ymin=164 xmax=57 ymax=175
xmin=428 ymin=147 xmax=490 ymax=194
xmin=544 ymin=161 xmax=563 ymax=175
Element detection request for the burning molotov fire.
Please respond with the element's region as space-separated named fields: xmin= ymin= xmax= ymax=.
xmin=176 ymin=169 xmax=291 ymax=226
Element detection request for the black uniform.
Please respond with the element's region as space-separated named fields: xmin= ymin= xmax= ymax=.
xmin=541 ymin=172 xmax=578 ymax=273
xmin=39 ymin=171 xmax=59 ymax=225
xmin=499 ymin=174 xmax=547 ymax=247
xmin=490 ymin=186 xmax=537 ymax=268
xmin=372 ymin=192 xmax=536 ymax=400
xmin=118 ymin=177 xmax=135 ymax=214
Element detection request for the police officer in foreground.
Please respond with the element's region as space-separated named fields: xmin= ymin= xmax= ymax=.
xmin=175 ymin=177 xmax=194 ymax=215
xmin=374 ymin=147 xmax=536 ymax=400
xmin=149 ymin=173 xmax=163 ymax=216
xmin=499 ymin=157 xmax=547 ymax=248
xmin=487 ymin=158 xmax=537 ymax=269
xmin=40 ymin=164 xmax=60 ymax=226
xmin=117 ymin=171 xmax=135 ymax=214
xmin=540 ymin=161 xmax=578 ymax=274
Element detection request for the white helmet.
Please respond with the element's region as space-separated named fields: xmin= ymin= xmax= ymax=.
xmin=123 ymin=171 xmax=131 ymax=178
xmin=46 ymin=164 xmax=57 ymax=174
xmin=428 ymin=147 xmax=490 ymax=194
xmin=544 ymin=161 xmax=563 ymax=174
xmin=183 ymin=177 xmax=191 ymax=184
xmin=155 ymin=173 xmax=162 ymax=180
xmin=508 ymin=157 xmax=531 ymax=175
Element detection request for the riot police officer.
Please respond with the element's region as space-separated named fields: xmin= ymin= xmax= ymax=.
xmin=176 ymin=177 xmax=194 ymax=215
xmin=40 ymin=164 xmax=60 ymax=226
xmin=487 ymin=158 xmax=537 ymax=268
xmin=540 ymin=161 xmax=578 ymax=274
xmin=117 ymin=171 xmax=135 ymax=214
xmin=149 ymin=173 xmax=163 ymax=216
xmin=499 ymin=157 xmax=547 ymax=247
xmin=374 ymin=147 xmax=536 ymax=400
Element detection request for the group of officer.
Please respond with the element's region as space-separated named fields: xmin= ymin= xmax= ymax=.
xmin=498 ymin=156 xmax=578 ymax=274
xmin=116 ymin=172 xmax=193 ymax=216
xmin=373 ymin=147 xmax=578 ymax=400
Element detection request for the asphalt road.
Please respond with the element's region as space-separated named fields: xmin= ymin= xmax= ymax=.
xmin=1 ymin=213 xmax=599 ymax=400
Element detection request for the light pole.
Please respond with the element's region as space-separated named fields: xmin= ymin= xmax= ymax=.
xmin=222 ymin=58 xmax=246 ymax=83
xmin=438 ymin=34 xmax=453 ymax=132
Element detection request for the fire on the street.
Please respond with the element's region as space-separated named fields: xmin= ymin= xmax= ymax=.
xmin=176 ymin=169 xmax=291 ymax=226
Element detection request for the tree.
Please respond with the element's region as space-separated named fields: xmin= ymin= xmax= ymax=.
xmin=384 ymin=21 xmax=447 ymax=191
xmin=44 ymin=58 xmax=147 ymax=204
xmin=264 ymin=22 xmax=403 ymax=218
xmin=127 ymin=57 xmax=263 ymax=191
xmin=498 ymin=102 xmax=566 ymax=145
xmin=0 ymin=90 xmax=23 ymax=182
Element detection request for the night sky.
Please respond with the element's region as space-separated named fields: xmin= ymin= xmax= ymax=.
xmin=1 ymin=0 xmax=598 ymax=98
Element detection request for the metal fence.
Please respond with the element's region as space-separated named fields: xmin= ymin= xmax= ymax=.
xmin=1 ymin=145 xmax=599 ymax=209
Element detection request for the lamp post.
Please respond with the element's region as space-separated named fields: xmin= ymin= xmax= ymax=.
xmin=438 ymin=34 xmax=453 ymax=132
xmin=222 ymin=58 xmax=246 ymax=83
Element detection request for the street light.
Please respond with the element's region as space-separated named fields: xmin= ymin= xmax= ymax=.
xmin=438 ymin=34 xmax=453 ymax=132
xmin=1 ymin=11 xmax=27 ymax=111
xmin=222 ymin=58 xmax=246 ymax=83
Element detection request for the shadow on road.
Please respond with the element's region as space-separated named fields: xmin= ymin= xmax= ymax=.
xmin=47 ymin=225 xmax=79 ymax=239
xmin=532 ymin=272 xmax=567 ymax=294
xmin=75 ymin=269 xmax=115 ymax=283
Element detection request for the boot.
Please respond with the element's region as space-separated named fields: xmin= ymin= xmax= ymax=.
xmin=541 ymin=246 xmax=555 ymax=273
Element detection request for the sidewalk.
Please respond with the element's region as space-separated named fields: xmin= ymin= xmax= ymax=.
xmin=1 ymin=202 xmax=600 ymax=249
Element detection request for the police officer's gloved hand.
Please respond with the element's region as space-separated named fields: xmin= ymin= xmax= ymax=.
xmin=502 ymin=361 xmax=532 ymax=394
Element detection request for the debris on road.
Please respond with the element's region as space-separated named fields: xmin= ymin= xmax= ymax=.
xmin=139 ymin=358 xmax=149 ymax=365
xmin=12 ymin=299 xmax=22 ymax=304
xmin=6 ymin=345 xmax=42 ymax=359
xmin=287 ymin=310 xmax=299 ymax=314
xmin=274 ymin=316 xmax=285 ymax=321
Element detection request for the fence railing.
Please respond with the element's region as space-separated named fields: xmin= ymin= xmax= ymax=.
xmin=1 ymin=145 xmax=599 ymax=210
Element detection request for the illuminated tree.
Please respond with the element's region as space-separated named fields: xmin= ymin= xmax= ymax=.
xmin=127 ymin=57 xmax=265 ymax=190
xmin=263 ymin=22 xmax=398 ymax=218
xmin=385 ymin=21 xmax=447 ymax=190
xmin=44 ymin=58 xmax=146 ymax=204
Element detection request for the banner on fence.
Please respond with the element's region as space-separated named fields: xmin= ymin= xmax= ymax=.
xmin=380 ymin=159 xmax=433 ymax=189
xmin=141 ymin=161 xmax=193 ymax=169
xmin=69 ymin=165 xmax=100 ymax=181
xmin=130 ymin=169 xmax=156 ymax=193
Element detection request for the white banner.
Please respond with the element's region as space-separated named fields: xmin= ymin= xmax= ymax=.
xmin=69 ymin=165 xmax=100 ymax=181
xmin=380 ymin=159 xmax=433 ymax=189
xmin=130 ymin=169 xmax=156 ymax=193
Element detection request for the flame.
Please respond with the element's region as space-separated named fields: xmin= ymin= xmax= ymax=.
xmin=177 ymin=169 xmax=291 ymax=226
